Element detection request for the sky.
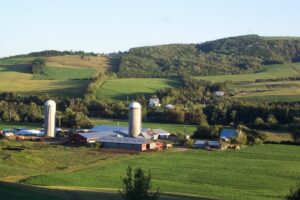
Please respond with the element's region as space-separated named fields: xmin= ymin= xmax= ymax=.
xmin=0 ymin=0 xmax=300 ymax=57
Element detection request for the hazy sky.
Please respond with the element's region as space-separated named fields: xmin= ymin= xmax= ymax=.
xmin=0 ymin=0 xmax=300 ymax=57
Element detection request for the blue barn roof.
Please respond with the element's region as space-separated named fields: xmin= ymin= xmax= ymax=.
xmin=220 ymin=128 xmax=239 ymax=140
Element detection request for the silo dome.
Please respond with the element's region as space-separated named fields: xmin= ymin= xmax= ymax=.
xmin=128 ymin=101 xmax=141 ymax=137
xmin=44 ymin=100 xmax=56 ymax=137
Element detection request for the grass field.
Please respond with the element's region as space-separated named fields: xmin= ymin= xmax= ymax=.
xmin=91 ymin=118 xmax=198 ymax=135
xmin=0 ymin=122 xmax=42 ymax=130
xmin=194 ymin=63 xmax=300 ymax=82
xmin=228 ymin=80 xmax=300 ymax=102
xmin=0 ymin=55 xmax=111 ymax=97
xmin=4 ymin=143 xmax=296 ymax=200
xmin=46 ymin=55 xmax=110 ymax=73
xmin=0 ymin=182 xmax=205 ymax=200
xmin=193 ymin=63 xmax=300 ymax=102
xmin=32 ymin=66 xmax=95 ymax=80
xmin=96 ymin=78 xmax=180 ymax=101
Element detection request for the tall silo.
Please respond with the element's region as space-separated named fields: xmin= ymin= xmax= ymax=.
xmin=44 ymin=100 xmax=56 ymax=137
xmin=128 ymin=101 xmax=141 ymax=137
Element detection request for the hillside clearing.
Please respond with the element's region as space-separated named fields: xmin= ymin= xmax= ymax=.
xmin=194 ymin=63 xmax=300 ymax=82
xmin=46 ymin=55 xmax=110 ymax=72
xmin=96 ymin=78 xmax=180 ymax=101
xmin=0 ymin=56 xmax=110 ymax=97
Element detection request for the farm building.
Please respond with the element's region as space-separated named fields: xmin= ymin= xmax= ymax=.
xmin=149 ymin=98 xmax=161 ymax=107
xmin=220 ymin=128 xmax=241 ymax=141
xmin=99 ymin=137 xmax=156 ymax=151
xmin=194 ymin=140 xmax=221 ymax=149
xmin=165 ymin=104 xmax=175 ymax=109
xmin=2 ymin=128 xmax=44 ymax=137
xmin=70 ymin=102 xmax=172 ymax=151
xmin=152 ymin=129 xmax=170 ymax=140
xmin=214 ymin=91 xmax=225 ymax=97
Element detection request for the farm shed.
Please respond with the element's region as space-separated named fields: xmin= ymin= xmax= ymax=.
xmin=90 ymin=125 xmax=151 ymax=137
xmin=149 ymin=98 xmax=161 ymax=107
xmin=99 ymin=137 xmax=156 ymax=151
xmin=152 ymin=129 xmax=170 ymax=140
xmin=214 ymin=91 xmax=225 ymax=97
xmin=220 ymin=128 xmax=241 ymax=141
xmin=194 ymin=140 xmax=220 ymax=149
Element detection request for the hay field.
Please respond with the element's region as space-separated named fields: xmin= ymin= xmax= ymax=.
xmin=96 ymin=78 xmax=180 ymax=101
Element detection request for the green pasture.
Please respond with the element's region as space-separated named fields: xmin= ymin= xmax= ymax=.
xmin=96 ymin=78 xmax=180 ymax=101
xmin=228 ymin=80 xmax=300 ymax=102
xmin=15 ymin=144 xmax=300 ymax=200
xmin=91 ymin=118 xmax=198 ymax=135
xmin=32 ymin=66 xmax=95 ymax=80
xmin=0 ymin=57 xmax=97 ymax=97
xmin=194 ymin=63 xmax=300 ymax=82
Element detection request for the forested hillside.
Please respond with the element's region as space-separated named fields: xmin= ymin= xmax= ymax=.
xmin=118 ymin=35 xmax=300 ymax=77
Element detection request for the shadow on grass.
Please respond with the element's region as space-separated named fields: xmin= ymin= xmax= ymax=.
xmin=0 ymin=181 xmax=214 ymax=200
xmin=0 ymin=64 xmax=32 ymax=74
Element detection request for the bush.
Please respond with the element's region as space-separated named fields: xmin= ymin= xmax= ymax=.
xmin=120 ymin=166 xmax=159 ymax=200
xmin=285 ymin=183 xmax=300 ymax=200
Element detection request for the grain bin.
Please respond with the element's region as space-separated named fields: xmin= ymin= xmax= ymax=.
xmin=44 ymin=100 xmax=56 ymax=137
xmin=128 ymin=102 xmax=141 ymax=137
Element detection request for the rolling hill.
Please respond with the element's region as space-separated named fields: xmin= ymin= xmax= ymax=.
xmin=1 ymin=35 xmax=300 ymax=102
xmin=0 ymin=55 xmax=112 ymax=97
xmin=118 ymin=35 xmax=300 ymax=78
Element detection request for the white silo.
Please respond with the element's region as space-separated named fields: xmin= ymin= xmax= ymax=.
xmin=44 ymin=100 xmax=56 ymax=137
xmin=128 ymin=101 xmax=141 ymax=137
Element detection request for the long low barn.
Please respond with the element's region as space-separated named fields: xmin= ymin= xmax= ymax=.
xmin=70 ymin=133 xmax=157 ymax=151
xmin=99 ymin=137 xmax=156 ymax=151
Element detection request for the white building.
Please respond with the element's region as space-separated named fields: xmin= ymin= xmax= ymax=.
xmin=149 ymin=98 xmax=161 ymax=107
xmin=214 ymin=91 xmax=225 ymax=97
xmin=165 ymin=104 xmax=175 ymax=110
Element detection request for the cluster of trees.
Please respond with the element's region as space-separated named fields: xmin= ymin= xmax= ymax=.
xmin=118 ymin=35 xmax=300 ymax=78
xmin=8 ymin=50 xmax=98 ymax=58
xmin=31 ymin=58 xmax=46 ymax=74
xmin=0 ymin=93 xmax=93 ymax=129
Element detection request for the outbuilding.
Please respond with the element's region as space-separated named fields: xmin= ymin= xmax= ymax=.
xmin=99 ymin=137 xmax=156 ymax=151
xmin=220 ymin=128 xmax=241 ymax=141
xmin=194 ymin=140 xmax=221 ymax=149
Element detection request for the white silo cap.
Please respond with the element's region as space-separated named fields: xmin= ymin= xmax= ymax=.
xmin=45 ymin=100 xmax=56 ymax=106
xmin=129 ymin=101 xmax=141 ymax=109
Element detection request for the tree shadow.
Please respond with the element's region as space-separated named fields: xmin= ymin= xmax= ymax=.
xmin=0 ymin=64 xmax=32 ymax=74
xmin=0 ymin=181 xmax=209 ymax=200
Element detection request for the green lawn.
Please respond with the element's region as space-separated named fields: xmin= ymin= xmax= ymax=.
xmin=96 ymin=78 xmax=180 ymax=101
xmin=18 ymin=144 xmax=300 ymax=200
xmin=194 ymin=63 xmax=300 ymax=82
xmin=91 ymin=118 xmax=198 ymax=135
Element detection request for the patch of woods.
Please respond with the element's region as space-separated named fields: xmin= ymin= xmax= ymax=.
xmin=31 ymin=58 xmax=46 ymax=74
xmin=118 ymin=35 xmax=300 ymax=78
